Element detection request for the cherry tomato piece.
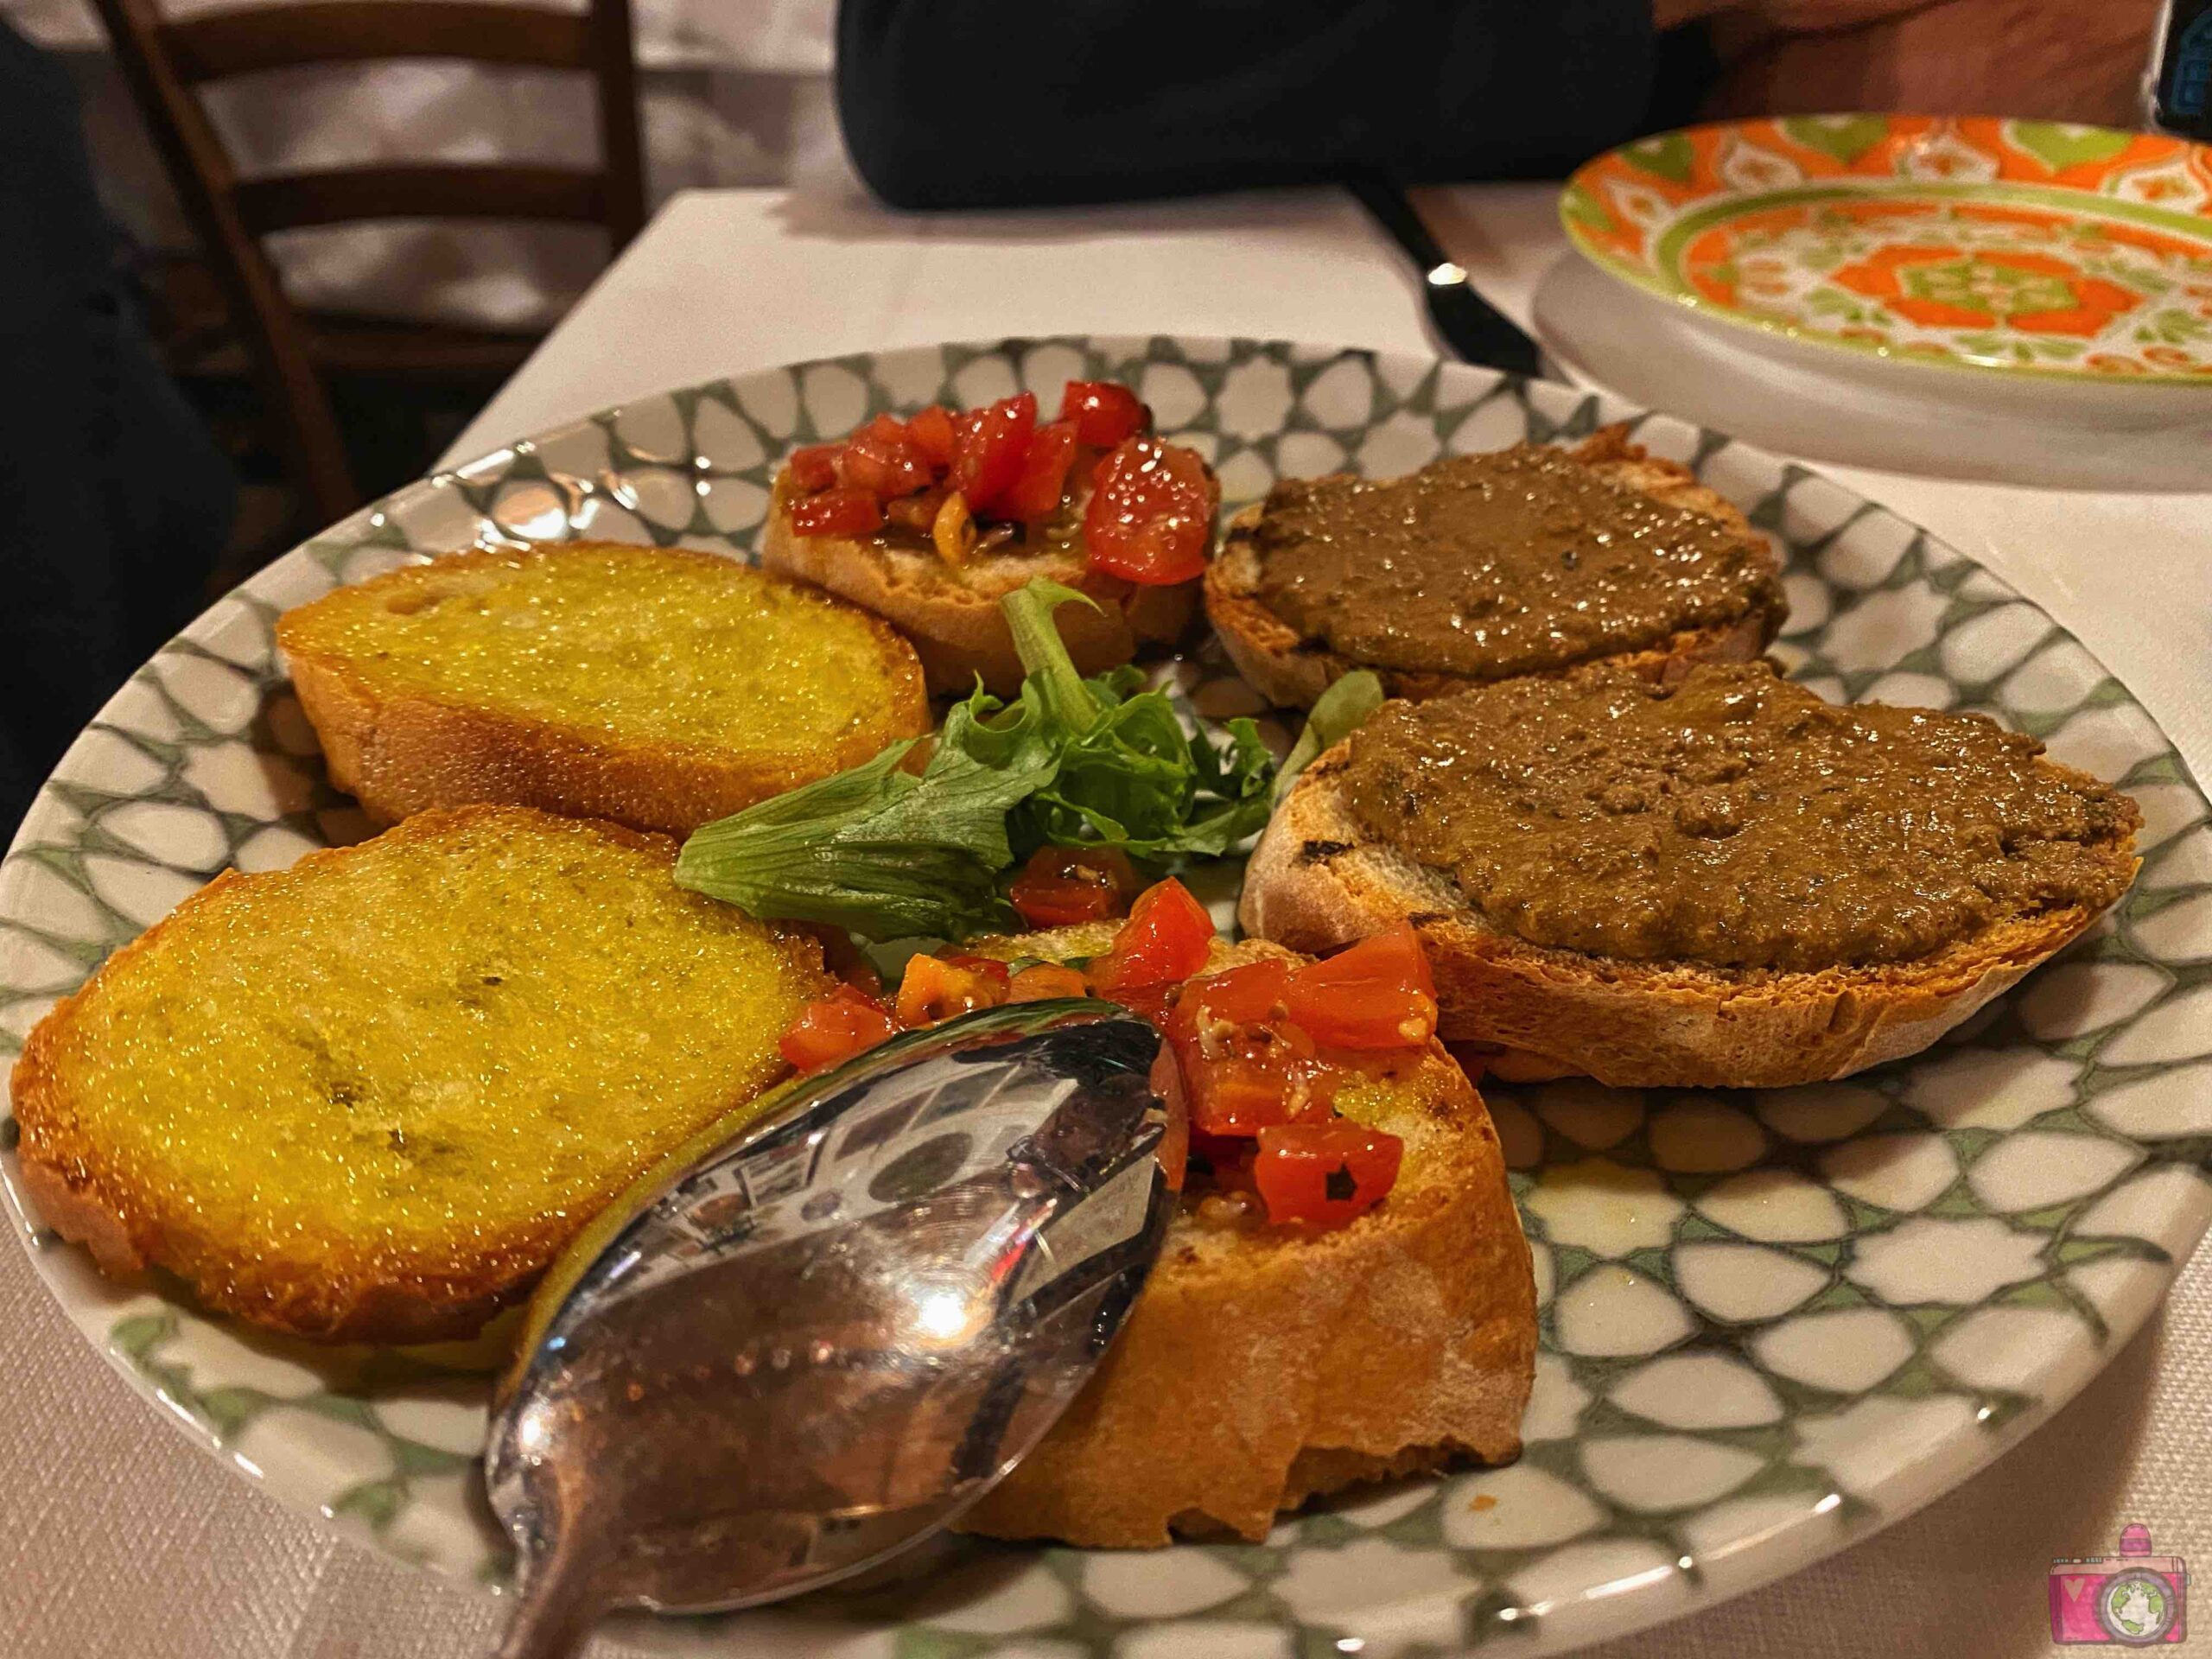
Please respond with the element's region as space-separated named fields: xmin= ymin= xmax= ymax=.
xmin=952 ymin=391 xmax=1038 ymax=515
xmin=1178 ymin=957 xmax=1291 ymax=1025
xmin=837 ymin=416 xmax=935 ymax=499
xmin=779 ymin=983 xmax=897 ymax=1072
xmin=787 ymin=486 xmax=884 ymax=537
xmin=1007 ymin=962 xmax=1090 ymax=1001
xmin=1084 ymin=438 xmax=1216 ymax=585
xmin=906 ymin=404 xmax=957 ymax=469
xmin=1058 ymin=379 xmax=1147 ymax=448
xmin=1251 ymin=1121 xmax=1403 ymax=1228
xmin=940 ymin=954 xmax=1014 ymax=991
xmin=999 ymin=420 xmax=1081 ymax=523
xmin=1088 ymin=878 xmax=1215 ymax=995
xmin=1286 ymin=923 xmax=1439 ymax=1051
xmin=1007 ymin=844 xmax=1141 ymax=929
xmin=1183 ymin=1046 xmax=1328 ymax=1136
xmin=788 ymin=442 xmax=841 ymax=493
xmin=894 ymin=952 xmax=1009 ymax=1027
xmin=1166 ymin=990 xmax=1331 ymax=1137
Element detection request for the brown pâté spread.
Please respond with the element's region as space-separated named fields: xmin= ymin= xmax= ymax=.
xmin=1340 ymin=662 xmax=2138 ymax=971
xmin=1249 ymin=446 xmax=1784 ymax=678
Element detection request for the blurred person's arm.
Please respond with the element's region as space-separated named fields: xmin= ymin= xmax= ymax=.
xmin=836 ymin=0 xmax=1662 ymax=208
xmin=1701 ymin=0 xmax=2162 ymax=124
xmin=837 ymin=0 xmax=2161 ymax=211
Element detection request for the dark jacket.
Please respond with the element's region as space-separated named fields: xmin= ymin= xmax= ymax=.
xmin=836 ymin=0 xmax=1662 ymax=208
xmin=0 ymin=22 xmax=233 ymax=836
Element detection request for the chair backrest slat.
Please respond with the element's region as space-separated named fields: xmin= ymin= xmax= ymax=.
xmin=88 ymin=0 xmax=646 ymax=525
xmin=233 ymin=164 xmax=608 ymax=233
xmin=165 ymin=1 xmax=593 ymax=81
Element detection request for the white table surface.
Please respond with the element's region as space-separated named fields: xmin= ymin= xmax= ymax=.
xmin=3 ymin=182 xmax=2206 ymax=1659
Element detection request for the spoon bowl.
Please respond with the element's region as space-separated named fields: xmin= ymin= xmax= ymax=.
xmin=484 ymin=1000 xmax=1172 ymax=1659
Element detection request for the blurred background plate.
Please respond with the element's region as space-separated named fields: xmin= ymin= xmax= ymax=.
xmin=1560 ymin=115 xmax=2212 ymax=429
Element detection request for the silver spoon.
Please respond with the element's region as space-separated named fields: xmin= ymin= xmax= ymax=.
xmin=484 ymin=998 xmax=1173 ymax=1659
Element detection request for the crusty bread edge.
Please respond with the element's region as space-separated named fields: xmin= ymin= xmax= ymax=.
xmin=9 ymin=806 xmax=827 ymax=1344
xmin=957 ymin=930 xmax=1535 ymax=1547
xmin=1242 ymin=744 xmax=2139 ymax=1090
xmin=276 ymin=544 xmax=933 ymax=838
xmin=760 ymin=473 xmax=1198 ymax=697
xmin=1205 ymin=426 xmax=1785 ymax=709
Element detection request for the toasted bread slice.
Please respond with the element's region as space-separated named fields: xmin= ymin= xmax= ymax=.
xmin=1205 ymin=426 xmax=1783 ymax=709
xmin=954 ymin=925 xmax=1534 ymax=1547
xmin=1242 ymin=696 xmax=2141 ymax=1090
xmin=277 ymin=542 xmax=931 ymax=837
xmin=761 ymin=472 xmax=1198 ymax=696
xmin=10 ymin=807 xmax=830 ymax=1344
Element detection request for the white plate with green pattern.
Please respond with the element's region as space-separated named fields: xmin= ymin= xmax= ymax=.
xmin=3 ymin=338 xmax=2209 ymax=1657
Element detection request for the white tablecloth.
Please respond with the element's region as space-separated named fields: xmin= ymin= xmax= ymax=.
xmin=3 ymin=183 xmax=2206 ymax=1659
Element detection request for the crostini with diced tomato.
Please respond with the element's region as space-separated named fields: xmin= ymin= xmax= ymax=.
xmin=761 ymin=380 xmax=1217 ymax=695
xmin=771 ymin=875 xmax=1537 ymax=1546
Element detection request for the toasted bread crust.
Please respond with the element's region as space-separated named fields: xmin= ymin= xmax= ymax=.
xmin=761 ymin=473 xmax=1198 ymax=696
xmin=1205 ymin=427 xmax=1783 ymax=709
xmin=1243 ymin=745 xmax=2139 ymax=1089
xmin=277 ymin=544 xmax=931 ymax=837
xmin=10 ymin=807 xmax=827 ymax=1344
xmin=957 ymin=930 xmax=1534 ymax=1547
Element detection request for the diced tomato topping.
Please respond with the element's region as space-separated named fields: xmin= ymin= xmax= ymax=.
xmin=894 ymin=952 xmax=1009 ymax=1027
xmin=1007 ymin=962 xmax=1090 ymax=1001
xmin=1179 ymin=957 xmax=1291 ymax=1025
xmin=952 ymin=391 xmax=1038 ymax=515
xmin=1059 ymin=379 xmax=1147 ymax=448
xmin=1187 ymin=1038 xmax=1334 ymax=1135
xmin=1007 ymin=844 xmax=1141 ymax=929
xmin=1088 ymin=878 xmax=1215 ymax=997
xmin=837 ymin=415 xmax=936 ymax=499
xmin=1000 ymin=420 xmax=1081 ymax=523
xmin=1286 ymin=923 xmax=1439 ymax=1051
xmin=1166 ymin=965 xmax=1333 ymax=1137
xmin=788 ymin=443 xmax=841 ymax=493
xmin=779 ymin=983 xmax=898 ymax=1073
xmin=1251 ymin=1121 xmax=1404 ymax=1229
xmin=940 ymin=953 xmax=1014 ymax=990
xmin=1084 ymin=437 xmax=1216 ymax=585
xmin=906 ymin=404 xmax=957 ymax=469
xmin=787 ymin=486 xmax=884 ymax=537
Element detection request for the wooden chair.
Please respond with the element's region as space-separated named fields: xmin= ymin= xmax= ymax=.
xmin=92 ymin=0 xmax=646 ymax=525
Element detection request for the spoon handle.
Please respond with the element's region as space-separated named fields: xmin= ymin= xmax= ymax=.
xmin=493 ymin=1543 xmax=608 ymax=1659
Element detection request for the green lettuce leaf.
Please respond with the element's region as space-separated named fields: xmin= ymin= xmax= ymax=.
xmin=674 ymin=577 xmax=1278 ymax=939
xmin=1274 ymin=669 xmax=1384 ymax=803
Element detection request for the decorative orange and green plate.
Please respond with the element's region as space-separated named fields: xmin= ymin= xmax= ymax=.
xmin=1562 ymin=116 xmax=2212 ymax=385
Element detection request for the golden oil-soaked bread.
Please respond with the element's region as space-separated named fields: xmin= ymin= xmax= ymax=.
xmin=1205 ymin=427 xmax=1783 ymax=709
xmin=954 ymin=926 xmax=1534 ymax=1547
xmin=1243 ymin=689 xmax=2141 ymax=1090
xmin=760 ymin=473 xmax=1198 ymax=696
xmin=277 ymin=543 xmax=931 ymax=836
xmin=10 ymin=807 xmax=829 ymax=1344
